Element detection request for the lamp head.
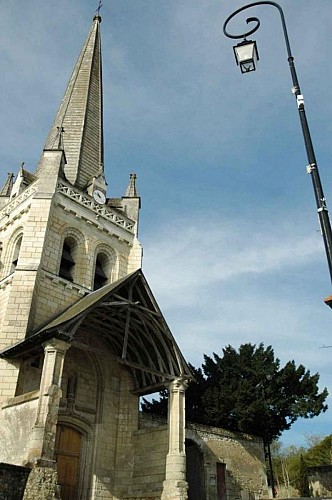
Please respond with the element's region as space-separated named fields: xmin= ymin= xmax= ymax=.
xmin=233 ymin=39 xmax=259 ymax=73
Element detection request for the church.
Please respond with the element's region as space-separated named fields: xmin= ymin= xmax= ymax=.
xmin=0 ymin=12 xmax=267 ymax=500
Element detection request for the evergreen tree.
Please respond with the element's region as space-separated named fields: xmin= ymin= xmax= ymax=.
xmin=142 ymin=343 xmax=328 ymax=443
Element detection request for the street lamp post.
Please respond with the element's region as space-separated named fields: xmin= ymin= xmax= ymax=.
xmin=223 ymin=1 xmax=332 ymax=286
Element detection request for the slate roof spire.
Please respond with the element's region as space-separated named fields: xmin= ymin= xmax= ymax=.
xmin=0 ymin=173 xmax=15 ymax=196
xmin=36 ymin=15 xmax=104 ymax=189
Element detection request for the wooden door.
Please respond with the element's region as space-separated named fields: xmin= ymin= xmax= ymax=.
xmin=186 ymin=439 xmax=206 ymax=500
xmin=55 ymin=425 xmax=82 ymax=500
xmin=217 ymin=463 xmax=226 ymax=500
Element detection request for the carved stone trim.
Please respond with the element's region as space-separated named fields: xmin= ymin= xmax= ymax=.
xmin=56 ymin=180 xmax=134 ymax=233
xmin=0 ymin=183 xmax=37 ymax=220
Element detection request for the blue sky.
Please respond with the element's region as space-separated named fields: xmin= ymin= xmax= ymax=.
xmin=1 ymin=0 xmax=331 ymax=448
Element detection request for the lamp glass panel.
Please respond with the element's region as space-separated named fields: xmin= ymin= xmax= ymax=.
xmin=240 ymin=61 xmax=255 ymax=73
xmin=234 ymin=42 xmax=256 ymax=65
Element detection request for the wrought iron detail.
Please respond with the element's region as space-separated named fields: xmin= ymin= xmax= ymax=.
xmin=223 ymin=1 xmax=332 ymax=285
xmin=223 ymin=2 xmax=291 ymax=58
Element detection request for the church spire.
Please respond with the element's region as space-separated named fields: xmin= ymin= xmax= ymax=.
xmin=36 ymin=15 xmax=104 ymax=189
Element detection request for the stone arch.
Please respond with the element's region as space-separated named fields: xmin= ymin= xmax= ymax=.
xmin=55 ymin=418 xmax=93 ymax=499
xmin=57 ymin=227 xmax=86 ymax=285
xmin=185 ymin=437 xmax=206 ymax=500
xmin=91 ymin=243 xmax=118 ymax=289
xmin=57 ymin=347 xmax=104 ymax=499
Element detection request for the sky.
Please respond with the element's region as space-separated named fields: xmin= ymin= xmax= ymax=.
xmin=1 ymin=0 xmax=332 ymax=449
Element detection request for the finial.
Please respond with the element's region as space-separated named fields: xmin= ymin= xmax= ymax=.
xmin=21 ymin=162 xmax=25 ymax=171
xmin=124 ymin=173 xmax=139 ymax=198
xmin=94 ymin=0 xmax=103 ymax=21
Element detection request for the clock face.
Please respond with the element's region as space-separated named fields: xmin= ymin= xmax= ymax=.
xmin=93 ymin=189 xmax=106 ymax=205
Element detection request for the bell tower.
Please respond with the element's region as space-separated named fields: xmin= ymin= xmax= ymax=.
xmin=0 ymin=15 xmax=142 ymax=400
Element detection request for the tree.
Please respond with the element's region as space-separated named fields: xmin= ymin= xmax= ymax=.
xmin=305 ymin=434 xmax=332 ymax=466
xmin=271 ymin=434 xmax=332 ymax=495
xmin=142 ymin=363 xmax=207 ymax=424
xmin=298 ymin=454 xmax=310 ymax=497
xmin=142 ymin=343 xmax=328 ymax=443
xmin=272 ymin=443 xmax=307 ymax=495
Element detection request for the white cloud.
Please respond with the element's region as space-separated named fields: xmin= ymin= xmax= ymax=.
xmin=143 ymin=213 xmax=323 ymax=304
xmin=142 ymin=212 xmax=331 ymax=447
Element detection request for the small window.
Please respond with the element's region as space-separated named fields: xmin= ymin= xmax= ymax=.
xmin=59 ymin=239 xmax=75 ymax=281
xmin=93 ymin=252 xmax=109 ymax=290
xmin=11 ymin=235 xmax=23 ymax=273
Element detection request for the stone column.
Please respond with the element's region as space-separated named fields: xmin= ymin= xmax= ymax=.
xmin=24 ymin=338 xmax=70 ymax=500
xmin=161 ymin=377 xmax=188 ymax=500
xmin=28 ymin=338 xmax=70 ymax=463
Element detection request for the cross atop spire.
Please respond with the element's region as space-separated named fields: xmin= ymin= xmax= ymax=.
xmin=56 ymin=126 xmax=65 ymax=150
xmin=95 ymin=0 xmax=103 ymax=16
xmin=36 ymin=16 xmax=104 ymax=190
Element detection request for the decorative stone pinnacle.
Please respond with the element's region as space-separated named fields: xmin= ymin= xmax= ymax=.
xmin=124 ymin=173 xmax=139 ymax=198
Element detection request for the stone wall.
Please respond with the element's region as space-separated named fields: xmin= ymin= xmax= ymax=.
xmin=0 ymin=462 xmax=30 ymax=500
xmin=131 ymin=424 xmax=168 ymax=498
xmin=139 ymin=414 xmax=268 ymax=500
xmin=22 ymin=464 xmax=60 ymax=500
xmin=0 ymin=396 xmax=39 ymax=465
xmin=187 ymin=422 xmax=267 ymax=499
xmin=308 ymin=465 xmax=332 ymax=497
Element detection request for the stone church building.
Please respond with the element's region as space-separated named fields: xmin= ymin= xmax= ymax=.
xmin=0 ymin=14 xmax=267 ymax=500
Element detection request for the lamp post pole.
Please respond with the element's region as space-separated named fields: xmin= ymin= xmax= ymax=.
xmin=223 ymin=1 xmax=332 ymax=285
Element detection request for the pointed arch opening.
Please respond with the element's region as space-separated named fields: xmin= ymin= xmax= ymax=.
xmin=93 ymin=252 xmax=110 ymax=290
xmin=10 ymin=234 xmax=23 ymax=274
xmin=59 ymin=237 xmax=76 ymax=282
xmin=92 ymin=246 xmax=116 ymax=290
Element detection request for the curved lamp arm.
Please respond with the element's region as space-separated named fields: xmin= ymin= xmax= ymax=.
xmin=223 ymin=2 xmax=291 ymax=56
xmin=223 ymin=1 xmax=332 ymax=285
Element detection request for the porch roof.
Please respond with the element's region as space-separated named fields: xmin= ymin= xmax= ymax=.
xmin=1 ymin=269 xmax=192 ymax=395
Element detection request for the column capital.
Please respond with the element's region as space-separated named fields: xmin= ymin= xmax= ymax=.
xmin=168 ymin=377 xmax=188 ymax=393
xmin=42 ymin=337 xmax=70 ymax=354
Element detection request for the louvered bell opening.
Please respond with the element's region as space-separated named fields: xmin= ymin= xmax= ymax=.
xmin=59 ymin=264 xmax=74 ymax=281
xmin=11 ymin=237 xmax=22 ymax=273
xmin=59 ymin=243 xmax=75 ymax=281
xmin=61 ymin=245 xmax=75 ymax=265
xmin=93 ymin=260 xmax=108 ymax=290
xmin=10 ymin=258 xmax=18 ymax=274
